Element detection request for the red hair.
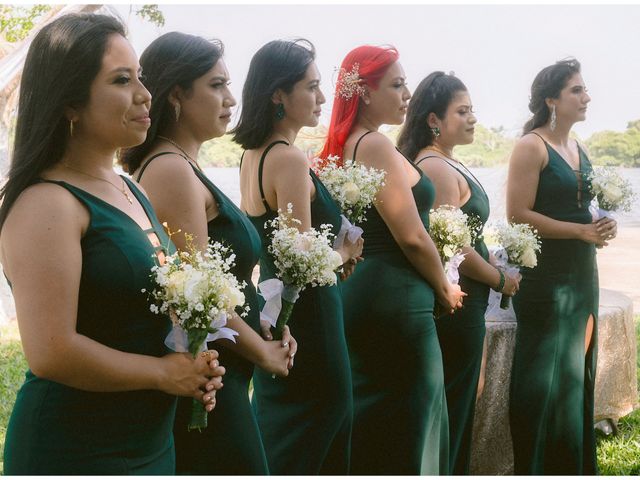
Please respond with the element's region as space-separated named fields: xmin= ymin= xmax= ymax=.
xmin=318 ymin=45 xmax=399 ymax=165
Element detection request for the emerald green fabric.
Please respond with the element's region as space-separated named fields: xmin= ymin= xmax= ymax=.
xmin=244 ymin=142 xmax=353 ymax=474
xmin=420 ymin=157 xmax=490 ymax=474
xmin=510 ymin=135 xmax=598 ymax=474
xmin=341 ymin=138 xmax=449 ymax=475
xmin=3 ymin=178 xmax=177 ymax=475
xmin=137 ymin=157 xmax=268 ymax=474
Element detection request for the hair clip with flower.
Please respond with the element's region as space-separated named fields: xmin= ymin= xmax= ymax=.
xmin=336 ymin=63 xmax=366 ymax=100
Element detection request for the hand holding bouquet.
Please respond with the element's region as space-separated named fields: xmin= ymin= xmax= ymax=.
xmin=588 ymin=167 xmax=634 ymax=220
xmin=147 ymin=238 xmax=243 ymax=431
xmin=493 ymin=221 xmax=541 ymax=309
xmin=313 ymin=155 xmax=386 ymax=249
xmin=259 ymin=204 xmax=343 ymax=341
xmin=429 ymin=205 xmax=475 ymax=284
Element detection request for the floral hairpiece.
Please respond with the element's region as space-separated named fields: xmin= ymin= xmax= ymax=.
xmin=336 ymin=63 xmax=366 ymax=100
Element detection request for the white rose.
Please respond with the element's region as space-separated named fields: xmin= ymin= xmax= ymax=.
xmin=183 ymin=270 xmax=209 ymax=302
xmin=165 ymin=270 xmax=186 ymax=300
xmin=342 ymin=182 xmax=361 ymax=204
xmin=519 ymin=247 xmax=537 ymax=268
xmin=602 ymin=182 xmax=624 ymax=204
xmin=329 ymin=250 xmax=344 ymax=270
xmin=227 ymin=286 xmax=245 ymax=308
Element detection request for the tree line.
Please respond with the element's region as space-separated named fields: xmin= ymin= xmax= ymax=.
xmin=201 ymin=120 xmax=640 ymax=168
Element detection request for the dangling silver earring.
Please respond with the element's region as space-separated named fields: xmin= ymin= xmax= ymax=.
xmin=431 ymin=127 xmax=441 ymax=138
xmin=549 ymin=105 xmax=557 ymax=131
xmin=174 ymin=102 xmax=181 ymax=122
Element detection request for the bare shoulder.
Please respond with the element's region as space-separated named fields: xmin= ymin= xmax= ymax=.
xmin=266 ymin=143 xmax=310 ymax=175
xmin=510 ymin=132 xmax=547 ymax=168
xmin=137 ymin=152 xmax=198 ymax=187
xmin=353 ymin=132 xmax=398 ymax=168
xmin=1 ymin=182 xmax=85 ymax=253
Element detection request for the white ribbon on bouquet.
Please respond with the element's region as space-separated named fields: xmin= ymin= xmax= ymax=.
xmin=332 ymin=215 xmax=364 ymax=250
xmin=164 ymin=311 xmax=238 ymax=353
xmin=258 ymin=278 xmax=301 ymax=328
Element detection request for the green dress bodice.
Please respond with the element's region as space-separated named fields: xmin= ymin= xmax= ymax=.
xmin=3 ymin=177 xmax=177 ymax=475
xmin=510 ymin=133 xmax=598 ymax=474
xmin=244 ymin=141 xmax=353 ymax=474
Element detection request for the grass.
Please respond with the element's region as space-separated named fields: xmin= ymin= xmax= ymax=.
xmin=0 ymin=323 xmax=27 ymax=474
xmin=595 ymin=314 xmax=640 ymax=475
xmin=0 ymin=317 xmax=639 ymax=474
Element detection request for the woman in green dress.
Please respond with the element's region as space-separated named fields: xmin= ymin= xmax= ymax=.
xmin=121 ymin=32 xmax=297 ymax=475
xmin=506 ymin=59 xmax=617 ymax=474
xmin=396 ymin=72 xmax=520 ymax=474
xmin=0 ymin=14 xmax=223 ymax=475
xmin=233 ymin=39 xmax=362 ymax=474
xmin=319 ymin=46 xmax=465 ymax=475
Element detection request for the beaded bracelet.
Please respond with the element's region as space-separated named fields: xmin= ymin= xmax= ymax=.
xmin=493 ymin=268 xmax=505 ymax=292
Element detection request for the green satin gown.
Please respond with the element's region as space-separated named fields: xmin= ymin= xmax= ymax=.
xmin=417 ymin=155 xmax=490 ymax=474
xmin=136 ymin=155 xmax=268 ymax=474
xmin=3 ymin=178 xmax=177 ymax=475
xmin=243 ymin=141 xmax=353 ymax=474
xmin=341 ymin=133 xmax=449 ymax=475
xmin=510 ymin=133 xmax=598 ymax=474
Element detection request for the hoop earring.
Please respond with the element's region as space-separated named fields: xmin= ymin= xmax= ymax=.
xmin=549 ymin=105 xmax=557 ymax=132
xmin=69 ymin=120 xmax=75 ymax=137
xmin=275 ymin=103 xmax=285 ymax=120
xmin=174 ymin=103 xmax=181 ymax=122
xmin=431 ymin=127 xmax=441 ymax=138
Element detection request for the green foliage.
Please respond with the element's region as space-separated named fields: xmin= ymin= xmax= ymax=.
xmin=198 ymin=134 xmax=244 ymax=167
xmin=585 ymin=120 xmax=640 ymax=167
xmin=455 ymin=125 xmax=516 ymax=167
xmin=595 ymin=314 xmax=640 ymax=475
xmin=0 ymin=4 xmax=52 ymax=43
xmin=0 ymin=324 xmax=27 ymax=472
xmin=134 ymin=5 xmax=165 ymax=28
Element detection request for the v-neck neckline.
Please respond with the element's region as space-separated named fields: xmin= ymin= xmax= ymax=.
xmin=544 ymin=140 xmax=583 ymax=174
xmin=52 ymin=176 xmax=159 ymax=235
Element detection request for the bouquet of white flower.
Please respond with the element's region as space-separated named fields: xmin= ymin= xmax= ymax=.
xmin=493 ymin=221 xmax=541 ymax=309
xmin=429 ymin=205 xmax=475 ymax=285
xmin=146 ymin=238 xmax=243 ymax=431
xmin=588 ymin=167 xmax=635 ymax=219
xmin=313 ymin=155 xmax=385 ymax=249
xmin=259 ymin=204 xmax=343 ymax=341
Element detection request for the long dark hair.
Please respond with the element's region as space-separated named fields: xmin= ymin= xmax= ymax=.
xmin=0 ymin=13 xmax=126 ymax=228
xmin=120 ymin=32 xmax=224 ymax=172
xmin=232 ymin=39 xmax=315 ymax=150
xmin=523 ymin=58 xmax=581 ymax=134
xmin=397 ymin=72 xmax=467 ymax=162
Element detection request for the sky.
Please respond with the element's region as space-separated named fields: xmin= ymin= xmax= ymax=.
xmin=109 ymin=3 xmax=640 ymax=139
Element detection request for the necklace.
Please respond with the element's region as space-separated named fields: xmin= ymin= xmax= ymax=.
xmin=157 ymin=135 xmax=203 ymax=170
xmin=427 ymin=145 xmax=488 ymax=198
xmin=63 ymin=163 xmax=133 ymax=204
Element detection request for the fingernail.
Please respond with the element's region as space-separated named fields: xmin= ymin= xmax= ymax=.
xmin=204 ymin=395 xmax=210 ymax=402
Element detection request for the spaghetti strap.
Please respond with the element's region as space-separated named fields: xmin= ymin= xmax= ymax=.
xmin=136 ymin=151 xmax=189 ymax=182
xmin=414 ymin=155 xmax=440 ymax=167
xmin=257 ymin=140 xmax=289 ymax=212
xmin=526 ymin=131 xmax=548 ymax=145
xmin=352 ymin=131 xmax=374 ymax=161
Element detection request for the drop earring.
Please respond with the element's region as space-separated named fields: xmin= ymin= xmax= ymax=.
xmin=174 ymin=102 xmax=181 ymax=122
xmin=549 ymin=105 xmax=557 ymax=131
xmin=69 ymin=120 xmax=75 ymax=137
xmin=275 ymin=103 xmax=285 ymax=120
xmin=431 ymin=127 xmax=441 ymax=138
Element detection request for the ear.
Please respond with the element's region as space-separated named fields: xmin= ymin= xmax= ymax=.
xmin=427 ymin=112 xmax=439 ymax=129
xmin=64 ymin=106 xmax=78 ymax=122
xmin=361 ymin=85 xmax=371 ymax=106
xmin=271 ymin=88 xmax=285 ymax=105
xmin=544 ymin=98 xmax=555 ymax=110
xmin=168 ymin=85 xmax=185 ymax=106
